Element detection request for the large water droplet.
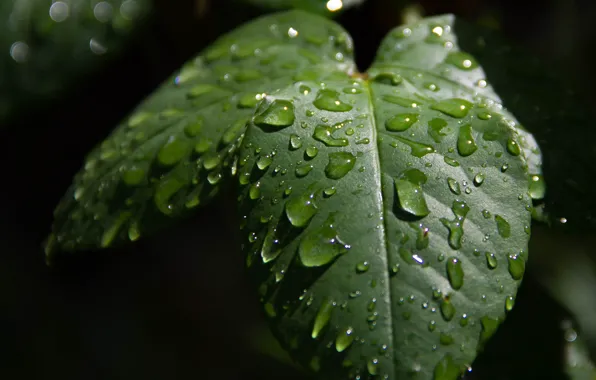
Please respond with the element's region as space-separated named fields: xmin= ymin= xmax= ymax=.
xmin=447 ymin=178 xmax=460 ymax=195
xmin=485 ymin=252 xmax=497 ymax=269
xmin=441 ymin=298 xmax=456 ymax=321
xmin=313 ymin=89 xmax=352 ymax=112
xmin=299 ymin=215 xmax=350 ymax=267
xmin=495 ymin=215 xmax=511 ymax=238
xmin=428 ymin=118 xmax=448 ymax=143
xmin=447 ymin=257 xmax=464 ymax=290
xmin=440 ymin=200 xmax=470 ymax=250
xmin=528 ymin=174 xmax=545 ymax=200
xmin=507 ymin=254 xmax=525 ymax=280
xmin=433 ymin=354 xmax=461 ymax=380
xmin=367 ymin=358 xmax=379 ymax=376
xmin=335 ymin=327 xmax=355 ymax=352
xmin=254 ymin=99 xmax=295 ymax=129
xmin=445 ymin=51 xmax=479 ymax=70
xmin=392 ymin=136 xmax=435 ymax=157
xmin=431 ymin=99 xmax=473 ymax=118
xmin=325 ymin=152 xmax=356 ymax=179
xmin=457 ymin=124 xmax=478 ymax=156
xmin=386 ymin=113 xmax=419 ymax=132
xmin=261 ymin=225 xmax=282 ymax=263
xmin=313 ymin=125 xmax=349 ymax=147
xmin=157 ymin=136 xmax=190 ymax=166
xmin=395 ymin=179 xmax=430 ymax=217
xmin=312 ymin=298 xmax=334 ymax=338
xmin=506 ymin=137 xmax=521 ymax=156
xmin=286 ymin=190 xmax=317 ymax=227
xmin=290 ymin=134 xmax=303 ymax=150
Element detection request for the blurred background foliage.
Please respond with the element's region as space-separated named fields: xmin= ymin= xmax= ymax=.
xmin=0 ymin=0 xmax=595 ymax=379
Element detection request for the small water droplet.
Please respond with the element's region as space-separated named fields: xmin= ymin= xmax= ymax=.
xmin=433 ymin=354 xmax=461 ymax=380
xmin=440 ymin=200 xmax=470 ymax=250
xmin=356 ymin=261 xmax=370 ymax=273
xmin=335 ymin=327 xmax=355 ymax=352
xmin=506 ymin=138 xmax=521 ymax=156
xmin=445 ymin=51 xmax=478 ymax=70
xmin=495 ymin=215 xmax=511 ymax=238
xmin=479 ymin=316 xmax=500 ymax=346
xmin=528 ymin=174 xmax=545 ymax=200
xmin=305 ymin=146 xmax=319 ymax=158
xmin=444 ymin=157 xmax=460 ymax=167
xmin=505 ymin=295 xmax=515 ymax=311
xmin=473 ymin=173 xmax=485 ymax=186
xmin=367 ymin=358 xmax=379 ymax=375
xmin=257 ymin=155 xmax=273 ymax=170
xmin=507 ymin=254 xmax=525 ymax=280
xmin=447 ymin=257 xmax=464 ymax=290
xmin=290 ymin=134 xmax=303 ymax=150
xmin=440 ymin=299 xmax=456 ymax=321
xmin=295 ymin=163 xmax=314 ymax=177
xmin=447 ymin=178 xmax=461 ymax=195
xmin=312 ymin=298 xmax=335 ymax=338
xmin=485 ymin=252 xmax=497 ymax=269
xmin=158 ymin=136 xmax=190 ymax=166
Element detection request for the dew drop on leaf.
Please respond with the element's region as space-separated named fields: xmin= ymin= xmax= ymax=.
xmin=313 ymin=125 xmax=349 ymax=147
xmin=507 ymin=254 xmax=525 ymax=280
xmin=157 ymin=136 xmax=190 ymax=166
xmin=440 ymin=200 xmax=470 ymax=250
xmin=433 ymin=354 xmax=461 ymax=380
xmin=392 ymin=136 xmax=435 ymax=157
xmin=305 ymin=146 xmax=319 ymax=158
xmin=313 ymin=89 xmax=353 ymax=112
xmin=285 ymin=190 xmax=317 ymax=227
xmin=254 ymin=99 xmax=295 ymax=129
xmin=495 ymin=215 xmax=511 ymax=238
xmin=485 ymin=252 xmax=497 ymax=269
xmin=325 ymin=152 xmax=357 ymax=180
xmin=445 ymin=51 xmax=479 ymax=70
xmin=506 ymin=137 xmax=521 ymax=156
xmin=447 ymin=178 xmax=461 ymax=195
xmin=335 ymin=326 xmax=355 ymax=352
xmin=431 ymin=98 xmax=473 ymax=118
xmin=312 ymin=298 xmax=334 ymax=339
xmin=446 ymin=257 xmax=464 ymax=290
xmin=386 ymin=113 xmax=419 ymax=132
xmin=290 ymin=134 xmax=303 ymax=150
xmin=528 ymin=174 xmax=545 ymax=200
xmin=295 ymin=163 xmax=314 ymax=177
xmin=299 ymin=215 xmax=350 ymax=267
xmin=440 ymin=298 xmax=456 ymax=321
xmin=457 ymin=124 xmax=478 ymax=157
xmin=394 ymin=179 xmax=430 ymax=217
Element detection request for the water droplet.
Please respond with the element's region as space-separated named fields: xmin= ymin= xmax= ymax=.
xmin=457 ymin=124 xmax=478 ymax=156
xmin=428 ymin=118 xmax=448 ymax=142
xmin=305 ymin=146 xmax=319 ymax=158
xmin=428 ymin=320 xmax=437 ymax=332
xmin=506 ymin=138 xmax=521 ymax=156
xmin=399 ymin=247 xmax=427 ymax=266
xmin=445 ymin=51 xmax=478 ymax=70
xmin=187 ymin=84 xmax=218 ymax=99
xmin=392 ymin=136 xmax=435 ymax=157
xmin=158 ymin=136 xmax=190 ymax=166
xmin=323 ymin=187 xmax=336 ymax=197
xmin=261 ymin=225 xmax=281 ymax=263
xmin=122 ymin=165 xmax=145 ymax=186
xmin=356 ymin=138 xmax=370 ymax=145
xmin=447 ymin=178 xmax=461 ymax=195
xmin=485 ymin=252 xmax=497 ymax=269
xmin=440 ymin=299 xmax=456 ymax=321
xmin=285 ymin=190 xmax=317 ymax=227
xmin=325 ymin=152 xmax=356 ymax=180
xmin=254 ymin=99 xmax=295 ymax=129
xmin=440 ymin=333 xmax=454 ymax=345
xmin=289 ymin=134 xmax=303 ymax=150
xmin=343 ymin=87 xmax=362 ymax=94
xmin=473 ymin=173 xmax=485 ymax=187
xmin=100 ymin=212 xmax=131 ymax=248
xmin=433 ymin=354 xmax=461 ymax=380
xmin=444 ymin=157 xmax=460 ymax=167
xmin=507 ymin=254 xmax=525 ymax=280
xmin=335 ymin=327 xmax=355 ymax=352
xmin=299 ymin=215 xmax=350 ymax=267
xmin=386 ymin=113 xmax=419 ymax=132
xmin=459 ymin=314 xmax=469 ymax=327
xmin=495 ymin=215 xmax=511 ymax=238
xmin=154 ymin=176 xmax=186 ymax=215
xmin=295 ymin=163 xmax=314 ymax=177
xmin=447 ymin=257 xmax=464 ymax=290
xmin=313 ymin=89 xmax=352 ymax=112
xmin=313 ymin=125 xmax=349 ymax=147
xmin=372 ymin=72 xmax=402 ymax=85
xmin=382 ymin=95 xmax=421 ymax=108
xmin=367 ymin=358 xmax=379 ymax=376
xmin=528 ymin=174 xmax=545 ymax=200
xmin=479 ymin=316 xmax=499 ymax=346
xmin=356 ymin=261 xmax=370 ymax=273
xmin=432 ymin=99 xmax=473 ymax=118
xmin=312 ymin=298 xmax=335 ymax=338
xmin=128 ymin=221 xmax=141 ymax=241
xmin=249 ymin=183 xmax=261 ymax=200
xmin=195 ymin=138 xmax=212 ymax=154
xmin=482 ymin=209 xmax=491 ymax=219
xmin=394 ymin=179 xmax=430 ymax=217
xmin=440 ymin=200 xmax=470 ymax=250
xmin=238 ymin=93 xmax=263 ymax=108
xmin=505 ymin=295 xmax=515 ymax=311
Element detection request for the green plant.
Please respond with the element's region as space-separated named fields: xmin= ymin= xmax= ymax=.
xmin=39 ymin=3 xmax=596 ymax=380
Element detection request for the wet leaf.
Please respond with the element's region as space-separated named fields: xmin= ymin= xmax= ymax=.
xmin=243 ymin=0 xmax=365 ymax=15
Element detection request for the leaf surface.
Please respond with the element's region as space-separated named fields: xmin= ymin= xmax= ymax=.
xmin=236 ymin=12 xmax=534 ymax=379
xmin=0 ymin=0 xmax=151 ymax=124
xmin=243 ymin=0 xmax=365 ymax=14
xmin=46 ymin=9 xmax=354 ymax=255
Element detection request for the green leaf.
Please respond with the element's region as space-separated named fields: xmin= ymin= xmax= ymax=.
xmin=0 ymin=0 xmax=151 ymax=123
xmin=243 ymin=0 xmax=365 ymax=14
xmin=236 ymin=12 xmax=534 ymax=379
xmin=46 ymin=9 xmax=356 ymax=256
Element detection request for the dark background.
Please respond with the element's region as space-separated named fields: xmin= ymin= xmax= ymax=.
xmin=0 ymin=0 xmax=594 ymax=379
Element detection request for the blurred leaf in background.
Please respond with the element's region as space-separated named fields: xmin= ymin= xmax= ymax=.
xmin=0 ymin=0 xmax=152 ymax=125
xmin=242 ymin=0 xmax=365 ymax=15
